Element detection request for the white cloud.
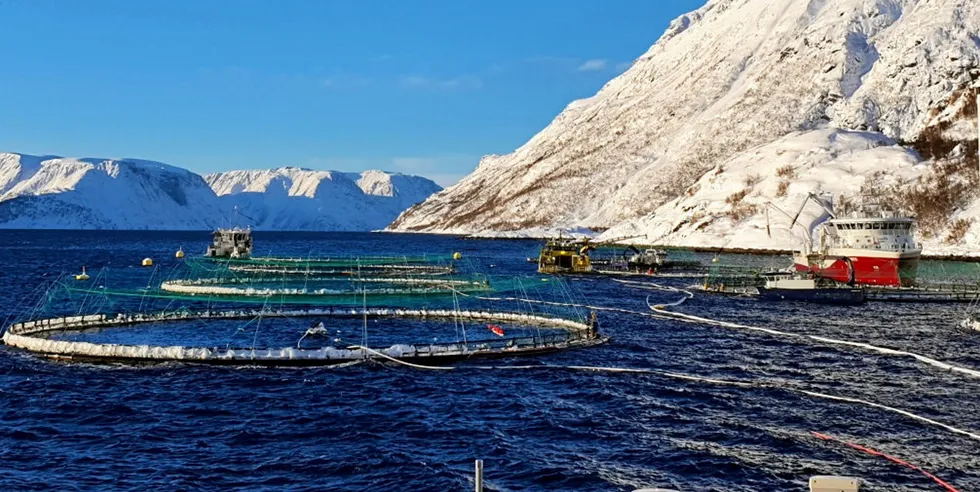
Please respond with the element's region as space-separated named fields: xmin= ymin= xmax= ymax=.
xmin=399 ymin=75 xmax=433 ymax=88
xmin=438 ymin=75 xmax=483 ymax=90
xmin=398 ymin=75 xmax=483 ymax=90
xmin=577 ymin=59 xmax=609 ymax=72
xmin=321 ymin=74 xmax=372 ymax=89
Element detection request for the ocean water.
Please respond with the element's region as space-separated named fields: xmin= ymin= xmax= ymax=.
xmin=1 ymin=230 xmax=979 ymax=491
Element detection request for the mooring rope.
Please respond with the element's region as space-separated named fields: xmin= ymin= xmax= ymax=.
xmin=348 ymin=345 xmax=455 ymax=371
xmin=812 ymin=431 xmax=961 ymax=492
xmin=341 ymin=348 xmax=980 ymax=443
xmin=642 ymin=288 xmax=980 ymax=380
xmin=450 ymin=287 xmax=676 ymax=321
xmin=460 ymin=280 xmax=980 ymax=381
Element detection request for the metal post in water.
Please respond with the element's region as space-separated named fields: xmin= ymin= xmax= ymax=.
xmin=474 ymin=459 xmax=484 ymax=492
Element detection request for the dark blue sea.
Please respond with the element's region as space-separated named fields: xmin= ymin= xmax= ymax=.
xmin=1 ymin=230 xmax=978 ymax=491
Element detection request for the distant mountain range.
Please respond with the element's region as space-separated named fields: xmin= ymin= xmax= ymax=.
xmin=0 ymin=152 xmax=441 ymax=231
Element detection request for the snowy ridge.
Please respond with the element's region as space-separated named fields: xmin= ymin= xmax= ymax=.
xmin=0 ymin=154 xmax=440 ymax=231
xmin=0 ymin=152 xmax=227 ymax=230
xmin=204 ymin=167 xmax=441 ymax=231
xmin=388 ymin=0 xmax=980 ymax=255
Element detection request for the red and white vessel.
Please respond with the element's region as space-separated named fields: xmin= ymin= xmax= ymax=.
xmin=791 ymin=195 xmax=920 ymax=287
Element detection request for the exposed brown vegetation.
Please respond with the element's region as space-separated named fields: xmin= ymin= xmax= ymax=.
xmin=775 ymin=180 xmax=789 ymax=198
xmin=727 ymin=203 xmax=759 ymax=222
xmin=910 ymin=125 xmax=964 ymax=161
xmin=896 ymin=158 xmax=978 ymax=236
xmin=725 ymin=189 xmax=748 ymax=206
xmin=946 ymin=218 xmax=972 ymax=244
xmin=743 ymin=173 xmax=762 ymax=187
xmin=775 ymin=164 xmax=796 ymax=179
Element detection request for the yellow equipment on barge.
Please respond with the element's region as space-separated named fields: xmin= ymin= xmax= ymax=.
xmin=537 ymin=235 xmax=595 ymax=274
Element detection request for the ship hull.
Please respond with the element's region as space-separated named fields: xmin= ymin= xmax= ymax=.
xmin=793 ymin=249 xmax=920 ymax=287
xmin=758 ymin=287 xmax=866 ymax=305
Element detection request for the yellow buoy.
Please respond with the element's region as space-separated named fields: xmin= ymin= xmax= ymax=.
xmin=175 ymin=247 xmax=185 ymax=259
xmin=142 ymin=258 xmax=154 ymax=267
xmin=75 ymin=267 xmax=90 ymax=281
xmin=452 ymin=252 xmax=462 ymax=260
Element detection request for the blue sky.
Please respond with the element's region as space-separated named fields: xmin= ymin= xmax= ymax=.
xmin=0 ymin=0 xmax=704 ymax=186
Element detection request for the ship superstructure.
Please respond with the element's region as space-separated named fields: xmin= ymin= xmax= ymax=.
xmin=205 ymin=228 xmax=253 ymax=259
xmin=792 ymin=196 xmax=920 ymax=287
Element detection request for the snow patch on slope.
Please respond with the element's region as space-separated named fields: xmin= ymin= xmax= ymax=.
xmin=600 ymin=128 xmax=926 ymax=249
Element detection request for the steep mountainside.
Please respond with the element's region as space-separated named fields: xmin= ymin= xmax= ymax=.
xmin=0 ymin=153 xmax=227 ymax=230
xmin=0 ymin=154 xmax=440 ymax=231
xmin=388 ymin=0 xmax=980 ymax=253
xmin=204 ymin=167 xmax=441 ymax=231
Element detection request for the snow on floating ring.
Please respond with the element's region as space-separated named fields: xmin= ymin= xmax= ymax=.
xmin=158 ymin=277 xmax=491 ymax=297
xmin=225 ymin=264 xmax=455 ymax=275
xmin=2 ymin=309 xmax=606 ymax=367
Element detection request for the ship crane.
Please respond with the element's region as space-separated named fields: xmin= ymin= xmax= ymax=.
xmin=789 ymin=192 xmax=837 ymax=229
xmin=764 ymin=197 xmax=830 ymax=252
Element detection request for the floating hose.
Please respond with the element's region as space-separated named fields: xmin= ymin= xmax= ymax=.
xmin=630 ymin=282 xmax=980 ymax=381
xmin=458 ymin=281 xmax=980 ymax=381
xmin=812 ymin=431 xmax=961 ymax=492
xmin=348 ymin=345 xmax=455 ymax=371
xmin=338 ymin=352 xmax=980 ymax=444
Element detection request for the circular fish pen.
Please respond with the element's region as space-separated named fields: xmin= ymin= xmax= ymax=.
xmin=3 ymin=253 xmax=607 ymax=367
xmin=63 ymin=254 xmax=497 ymax=306
xmin=2 ymin=308 xmax=605 ymax=367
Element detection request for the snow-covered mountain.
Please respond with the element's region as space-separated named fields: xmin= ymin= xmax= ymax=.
xmin=0 ymin=153 xmax=228 ymax=230
xmin=204 ymin=167 xmax=441 ymax=231
xmin=388 ymin=0 xmax=980 ymax=254
xmin=0 ymin=153 xmax=440 ymax=231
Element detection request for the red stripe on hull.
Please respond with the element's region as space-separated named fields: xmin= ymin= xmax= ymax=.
xmin=794 ymin=256 xmax=920 ymax=287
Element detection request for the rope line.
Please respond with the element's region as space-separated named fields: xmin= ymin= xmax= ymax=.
xmin=812 ymin=431 xmax=961 ymax=492
xmin=645 ymin=293 xmax=980 ymax=380
xmin=342 ymin=352 xmax=980 ymax=444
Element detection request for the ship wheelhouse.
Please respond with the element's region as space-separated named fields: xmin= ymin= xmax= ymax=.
xmin=823 ymin=217 xmax=918 ymax=254
xmin=205 ymin=228 xmax=253 ymax=259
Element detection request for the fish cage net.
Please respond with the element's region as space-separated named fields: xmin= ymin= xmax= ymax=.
xmin=2 ymin=255 xmax=606 ymax=366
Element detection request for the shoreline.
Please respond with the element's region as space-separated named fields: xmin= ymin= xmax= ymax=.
xmin=450 ymin=234 xmax=980 ymax=262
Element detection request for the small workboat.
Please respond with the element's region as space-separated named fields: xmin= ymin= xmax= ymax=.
xmin=757 ymin=273 xmax=865 ymax=305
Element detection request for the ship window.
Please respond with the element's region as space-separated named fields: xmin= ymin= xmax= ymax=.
xmin=872 ymin=223 xmax=880 ymax=230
